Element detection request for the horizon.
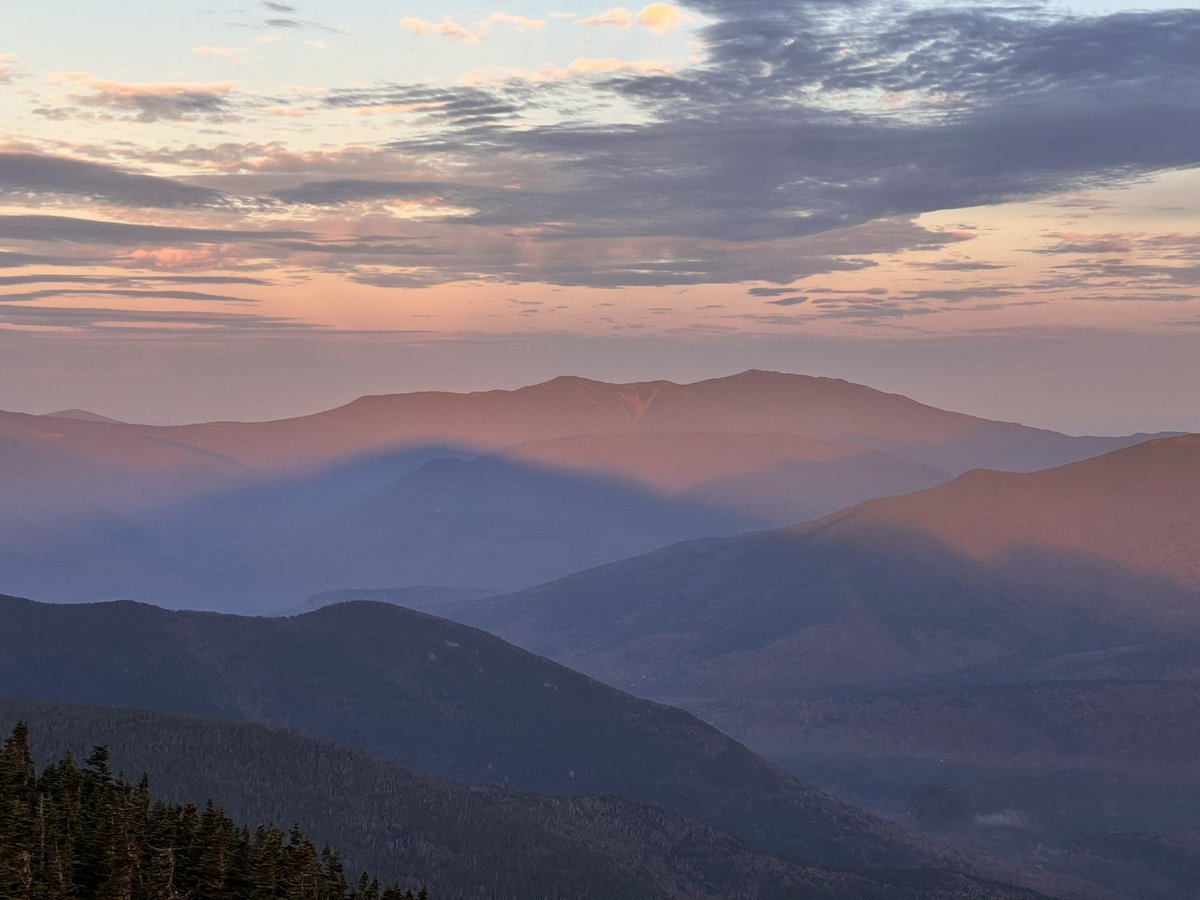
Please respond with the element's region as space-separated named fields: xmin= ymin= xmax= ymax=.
xmin=8 ymin=363 xmax=1198 ymax=436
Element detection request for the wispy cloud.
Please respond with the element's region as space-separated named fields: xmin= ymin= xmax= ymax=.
xmin=40 ymin=74 xmax=237 ymax=122
xmin=399 ymin=12 xmax=547 ymax=43
xmin=579 ymin=8 xmax=632 ymax=28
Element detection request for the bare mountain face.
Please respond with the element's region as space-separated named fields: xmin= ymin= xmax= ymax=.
xmin=449 ymin=435 xmax=1200 ymax=896
xmin=0 ymin=371 xmax=1171 ymax=610
xmin=124 ymin=370 xmax=1168 ymax=475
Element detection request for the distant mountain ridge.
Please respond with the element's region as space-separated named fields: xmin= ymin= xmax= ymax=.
xmin=0 ymin=371 xmax=1178 ymax=610
xmin=445 ymin=434 xmax=1200 ymax=896
xmin=43 ymin=407 xmax=125 ymax=424
xmin=116 ymin=370 xmax=1178 ymax=474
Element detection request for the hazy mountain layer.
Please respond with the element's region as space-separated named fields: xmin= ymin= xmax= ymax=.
xmin=2 ymin=697 xmax=1052 ymax=900
xmin=0 ymin=371 xmax=1170 ymax=610
xmin=0 ymin=594 xmax=957 ymax=875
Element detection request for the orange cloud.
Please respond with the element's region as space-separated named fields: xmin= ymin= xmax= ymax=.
xmin=580 ymin=8 xmax=633 ymax=28
xmin=126 ymin=246 xmax=238 ymax=270
xmin=400 ymin=12 xmax=546 ymax=43
xmin=636 ymin=3 xmax=681 ymax=35
xmin=400 ymin=16 xmax=478 ymax=42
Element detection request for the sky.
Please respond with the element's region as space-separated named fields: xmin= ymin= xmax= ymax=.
xmin=1 ymin=0 xmax=1199 ymax=432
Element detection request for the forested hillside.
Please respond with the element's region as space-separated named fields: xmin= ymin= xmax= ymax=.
xmin=0 ymin=721 xmax=428 ymax=900
xmin=0 ymin=699 xmax=1056 ymax=900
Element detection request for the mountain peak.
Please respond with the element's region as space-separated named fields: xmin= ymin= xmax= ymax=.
xmin=43 ymin=408 xmax=125 ymax=425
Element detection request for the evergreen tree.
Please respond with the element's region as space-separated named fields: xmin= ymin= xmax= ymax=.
xmin=0 ymin=725 xmax=429 ymax=900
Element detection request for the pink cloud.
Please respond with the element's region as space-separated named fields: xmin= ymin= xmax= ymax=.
xmin=579 ymin=8 xmax=633 ymax=28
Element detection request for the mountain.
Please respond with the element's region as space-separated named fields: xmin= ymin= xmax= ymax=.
xmin=501 ymin=431 xmax=950 ymax=528
xmin=288 ymin=585 xmax=496 ymax=616
xmin=807 ymin=433 xmax=1200 ymax=596
xmin=43 ymin=407 xmax=126 ymax=424
xmin=196 ymin=455 xmax=750 ymax=606
xmin=457 ymin=434 xmax=1200 ymax=697
xmin=448 ymin=435 xmax=1200 ymax=895
xmin=0 ymin=371 xmax=1173 ymax=610
xmin=0 ymin=592 xmax=1079 ymax=898
xmin=0 ymin=699 xmax=1053 ymax=900
xmin=136 ymin=370 xmax=1168 ymax=475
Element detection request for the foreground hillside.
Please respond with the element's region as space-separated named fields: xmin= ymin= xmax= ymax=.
xmin=0 ymin=699 xmax=1054 ymax=900
xmin=0 ymin=594 xmax=954 ymax=874
xmin=0 ymin=721 xmax=428 ymax=900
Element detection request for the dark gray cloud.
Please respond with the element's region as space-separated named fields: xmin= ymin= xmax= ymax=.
xmin=0 ymin=304 xmax=312 ymax=333
xmin=915 ymin=261 xmax=1010 ymax=272
xmin=0 ymin=152 xmax=225 ymax=208
xmin=766 ymin=296 xmax=807 ymax=306
xmin=324 ymin=83 xmax=526 ymax=127
xmin=0 ymin=288 xmax=257 ymax=304
xmin=0 ymin=274 xmax=270 ymax=287
xmin=0 ymin=215 xmax=306 ymax=245
xmin=37 ymin=80 xmax=237 ymax=123
xmin=9 ymin=0 xmax=1200 ymax=295
xmin=263 ymin=1 xmax=297 ymax=10
xmin=270 ymin=178 xmax=498 ymax=209
xmin=0 ymin=250 xmax=93 ymax=269
xmin=369 ymin=1 xmax=1200 ymax=261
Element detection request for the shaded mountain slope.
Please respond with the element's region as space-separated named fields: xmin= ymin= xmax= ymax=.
xmin=1 ymin=698 xmax=1052 ymax=900
xmin=203 ymin=455 xmax=751 ymax=604
xmin=0 ymin=592 xmax=1065 ymax=894
xmin=457 ymin=434 xmax=1200 ymax=697
xmin=503 ymin=431 xmax=950 ymax=527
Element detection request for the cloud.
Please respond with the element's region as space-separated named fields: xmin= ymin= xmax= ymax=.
xmin=478 ymin=13 xmax=547 ymax=35
xmin=0 ymin=54 xmax=20 ymax=84
xmin=400 ymin=12 xmax=546 ymax=43
xmin=400 ymin=17 xmax=477 ymax=42
xmin=193 ymin=46 xmax=245 ymax=60
xmin=0 ymin=288 xmax=257 ymax=304
xmin=0 ymin=152 xmax=226 ymax=208
xmin=580 ymin=8 xmax=632 ymax=28
xmin=766 ymin=296 xmax=807 ymax=306
xmin=323 ymin=83 xmax=524 ymax=126
xmin=263 ymin=1 xmax=297 ymax=11
xmin=0 ymin=304 xmax=313 ymax=334
xmin=463 ymin=57 xmax=675 ymax=84
xmin=42 ymin=74 xmax=236 ymax=122
xmin=636 ymin=3 xmax=681 ymax=35
xmin=0 ymin=215 xmax=305 ymax=246
xmin=0 ymin=274 xmax=270 ymax=287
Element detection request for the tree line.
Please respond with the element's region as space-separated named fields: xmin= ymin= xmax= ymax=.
xmin=0 ymin=722 xmax=430 ymax=900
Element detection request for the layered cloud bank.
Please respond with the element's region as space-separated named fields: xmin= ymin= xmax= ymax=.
xmin=0 ymin=0 xmax=1198 ymax=424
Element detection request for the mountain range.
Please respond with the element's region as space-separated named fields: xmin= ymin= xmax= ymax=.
xmin=0 ymin=371 xmax=1171 ymax=610
xmin=5 ymin=697 xmax=1053 ymax=900
xmin=444 ymin=434 xmax=1200 ymax=896
xmin=0 ymin=593 xmax=1087 ymax=899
